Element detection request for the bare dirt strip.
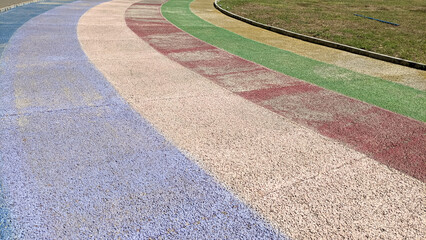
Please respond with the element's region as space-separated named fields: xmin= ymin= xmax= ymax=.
xmin=78 ymin=0 xmax=425 ymax=239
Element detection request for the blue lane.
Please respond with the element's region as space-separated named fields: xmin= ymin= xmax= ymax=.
xmin=0 ymin=0 xmax=287 ymax=238
xmin=0 ymin=1 xmax=76 ymax=238
xmin=0 ymin=0 xmax=76 ymax=56
xmin=0 ymin=174 xmax=12 ymax=239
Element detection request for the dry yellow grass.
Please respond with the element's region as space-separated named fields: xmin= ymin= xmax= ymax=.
xmin=218 ymin=0 xmax=426 ymax=63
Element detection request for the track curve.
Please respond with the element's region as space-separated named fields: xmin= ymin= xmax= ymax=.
xmin=0 ymin=0 xmax=424 ymax=239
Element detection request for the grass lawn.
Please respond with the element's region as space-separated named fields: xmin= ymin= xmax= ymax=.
xmin=217 ymin=0 xmax=426 ymax=64
xmin=163 ymin=0 xmax=426 ymax=122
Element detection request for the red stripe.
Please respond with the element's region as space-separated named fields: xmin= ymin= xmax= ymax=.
xmin=125 ymin=2 xmax=426 ymax=182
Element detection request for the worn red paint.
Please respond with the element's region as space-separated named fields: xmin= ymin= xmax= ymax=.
xmin=239 ymin=84 xmax=323 ymax=101
xmin=125 ymin=2 xmax=426 ymax=182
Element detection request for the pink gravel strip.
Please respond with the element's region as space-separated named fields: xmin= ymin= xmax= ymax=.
xmin=125 ymin=1 xmax=426 ymax=182
xmin=77 ymin=1 xmax=425 ymax=238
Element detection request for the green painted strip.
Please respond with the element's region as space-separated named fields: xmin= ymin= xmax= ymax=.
xmin=162 ymin=0 xmax=426 ymax=122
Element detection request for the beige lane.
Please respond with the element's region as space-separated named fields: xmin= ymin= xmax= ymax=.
xmin=78 ymin=0 xmax=425 ymax=238
xmin=191 ymin=0 xmax=426 ymax=91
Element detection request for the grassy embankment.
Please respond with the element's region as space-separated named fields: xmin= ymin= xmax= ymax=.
xmin=218 ymin=0 xmax=426 ymax=63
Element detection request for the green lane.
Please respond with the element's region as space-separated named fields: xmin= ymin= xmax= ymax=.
xmin=162 ymin=0 xmax=425 ymax=122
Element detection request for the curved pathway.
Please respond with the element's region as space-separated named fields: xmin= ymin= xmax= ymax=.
xmin=163 ymin=0 xmax=425 ymax=123
xmin=0 ymin=0 xmax=424 ymax=239
xmin=82 ymin=0 xmax=424 ymax=239
xmin=191 ymin=0 xmax=426 ymax=91
xmin=0 ymin=0 xmax=285 ymax=238
xmin=1 ymin=1 xmax=77 ymax=237
xmin=153 ymin=0 xmax=426 ymax=181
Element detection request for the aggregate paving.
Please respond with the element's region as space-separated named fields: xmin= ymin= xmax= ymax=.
xmin=191 ymin=0 xmax=426 ymax=91
xmin=127 ymin=0 xmax=426 ymax=182
xmin=0 ymin=0 xmax=46 ymax=11
xmin=79 ymin=0 xmax=425 ymax=239
xmin=0 ymin=0 xmax=424 ymax=239
xmin=0 ymin=0 xmax=286 ymax=238
xmin=163 ymin=0 xmax=426 ymax=122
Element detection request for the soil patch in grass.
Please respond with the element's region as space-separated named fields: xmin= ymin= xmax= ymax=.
xmin=218 ymin=0 xmax=426 ymax=64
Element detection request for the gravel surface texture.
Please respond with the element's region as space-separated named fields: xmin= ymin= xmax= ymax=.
xmin=0 ymin=0 xmax=424 ymax=238
xmin=128 ymin=0 xmax=426 ymax=182
xmin=191 ymin=0 xmax=426 ymax=91
xmin=80 ymin=0 xmax=425 ymax=239
xmin=162 ymin=0 xmax=426 ymax=122
xmin=0 ymin=0 xmax=285 ymax=238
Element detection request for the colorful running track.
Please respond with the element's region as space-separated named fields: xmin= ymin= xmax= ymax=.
xmin=0 ymin=0 xmax=425 ymax=239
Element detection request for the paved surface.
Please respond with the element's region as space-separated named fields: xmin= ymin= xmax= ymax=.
xmin=0 ymin=0 xmax=285 ymax=238
xmin=191 ymin=0 xmax=426 ymax=91
xmin=163 ymin=0 xmax=426 ymax=123
xmin=0 ymin=0 xmax=425 ymax=239
xmin=131 ymin=0 xmax=425 ymax=181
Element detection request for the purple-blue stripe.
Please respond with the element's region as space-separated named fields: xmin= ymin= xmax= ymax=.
xmin=0 ymin=0 xmax=287 ymax=238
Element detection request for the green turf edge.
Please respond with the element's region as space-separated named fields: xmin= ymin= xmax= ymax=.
xmin=161 ymin=0 xmax=426 ymax=122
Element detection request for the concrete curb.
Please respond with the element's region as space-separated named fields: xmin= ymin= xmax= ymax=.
xmin=0 ymin=0 xmax=44 ymax=13
xmin=214 ymin=0 xmax=426 ymax=71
